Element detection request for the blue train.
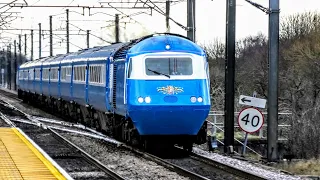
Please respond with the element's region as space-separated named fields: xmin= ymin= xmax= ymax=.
xmin=17 ymin=33 xmax=211 ymax=150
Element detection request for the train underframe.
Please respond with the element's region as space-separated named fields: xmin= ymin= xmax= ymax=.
xmin=18 ymin=89 xmax=207 ymax=152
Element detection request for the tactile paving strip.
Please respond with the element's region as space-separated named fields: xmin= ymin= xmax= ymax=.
xmin=0 ymin=128 xmax=67 ymax=180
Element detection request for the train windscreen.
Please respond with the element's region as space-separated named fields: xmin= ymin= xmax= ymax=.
xmin=145 ymin=57 xmax=193 ymax=76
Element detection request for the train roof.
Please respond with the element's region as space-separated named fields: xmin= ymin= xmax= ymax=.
xmin=128 ymin=34 xmax=204 ymax=56
xmin=19 ymin=33 xmax=205 ymax=69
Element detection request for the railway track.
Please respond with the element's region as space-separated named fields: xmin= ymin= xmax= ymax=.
xmin=16 ymin=122 xmax=125 ymax=180
xmin=0 ymin=92 xmax=209 ymax=179
xmin=171 ymin=146 xmax=267 ymax=180
xmin=0 ymin=103 xmax=125 ymax=179
xmin=0 ymin=89 xmax=269 ymax=180
xmin=109 ymin=143 xmax=266 ymax=180
xmin=0 ymin=97 xmax=118 ymax=143
xmin=0 ymin=88 xmax=20 ymax=101
xmin=118 ymin=144 xmax=211 ymax=180
xmin=56 ymin=129 xmax=267 ymax=180
xmin=0 ymin=99 xmax=207 ymax=179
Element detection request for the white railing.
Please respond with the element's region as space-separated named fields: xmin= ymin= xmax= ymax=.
xmin=207 ymin=120 xmax=263 ymax=157
xmin=208 ymin=111 xmax=292 ymax=138
xmin=206 ymin=111 xmax=292 ymax=156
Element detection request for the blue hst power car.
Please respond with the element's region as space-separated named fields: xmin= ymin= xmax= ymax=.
xmin=17 ymin=33 xmax=211 ymax=150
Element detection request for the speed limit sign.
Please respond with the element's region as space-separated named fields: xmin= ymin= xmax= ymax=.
xmin=238 ymin=107 xmax=264 ymax=133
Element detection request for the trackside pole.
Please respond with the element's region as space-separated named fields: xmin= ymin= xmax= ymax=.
xmin=224 ymin=0 xmax=236 ymax=154
xmin=267 ymin=0 xmax=280 ymax=162
xmin=242 ymin=0 xmax=280 ymax=161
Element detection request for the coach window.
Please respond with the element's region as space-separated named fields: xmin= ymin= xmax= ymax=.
xmin=35 ymin=68 xmax=40 ymax=80
xmin=29 ymin=69 xmax=34 ymax=80
xmin=61 ymin=67 xmax=66 ymax=80
xmin=89 ymin=65 xmax=103 ymax=84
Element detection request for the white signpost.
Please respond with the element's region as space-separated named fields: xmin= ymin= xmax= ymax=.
xmin=238 ymin=107 xmax=264 ymax=156
xmin=239 ymin=95 xmax=267 ymax=109
xmin=236 ymin=93 xmax=267 ymax=155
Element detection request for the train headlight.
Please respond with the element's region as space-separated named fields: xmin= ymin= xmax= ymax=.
xmin=190 ymin=96 xmax=196 ymax=103
xmin=145 ymin=96 xmax=151 ymax=103
xmin=197 ymin=97 xmax=203 ymax=103
xmin=138 ymin=97 xmax=144 ymax=103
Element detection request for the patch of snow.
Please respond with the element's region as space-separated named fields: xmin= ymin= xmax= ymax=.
xmin=193 ymin=147 xmax=302 ymax=180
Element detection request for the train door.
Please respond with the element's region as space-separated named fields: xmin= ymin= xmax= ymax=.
xmin=48 ymin=65 xmax=51 ymax=97
xmin=105 ymin=57 xmax=111 ymax=111
xmin=33 ymin=68 xmax=35 ymax=93
xmin=109 ymin=58 xmax=116 ymax=112
xmin=70 ymin=62 xmax=74 ymax=99
xmin=124 ymin=59 xmax=130 ymax=106
xmin=40 ymin=64 xmax=43 ymax=94
xmin=28 ymin=68 xmax=33 ymax=92
xmin=115 ymin=60 xmax=126 ymax=115
xmin=110 ymin=58 xmax=125 ymax=114
xmin=85 ymin=59 xmax=89 ymax=104
xmin=58 ymin=62 xmax=61 ymax=97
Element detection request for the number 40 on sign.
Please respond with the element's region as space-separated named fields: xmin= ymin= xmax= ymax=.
xmin=238 ymin=107 xmax=264 ymax=134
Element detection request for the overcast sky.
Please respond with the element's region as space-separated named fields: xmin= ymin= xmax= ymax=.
xmin=1 ymin=0 xmax=319 ymax=58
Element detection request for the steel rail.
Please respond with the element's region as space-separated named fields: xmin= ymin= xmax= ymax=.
xmin=0 ymin=90 xmax=207 ymax=179
xmin=49 ymin=127 xmax=126 ymax=180
xmin=0 ymin=88 xmax=266 ymax=179
xmin=119 ymin=144 xmax=210 ymax=180
xmin=0 ymin=109 xmax=16 ymax=127
xmin=9 ymin=117 xmax=121 ymax=145
xmin=174 ymin=146 xmax=267 ymax=180
xmin=190 ymin=153 xmax=266 ymax=180
xmin=0 ymin=89 xmax=106 ymax=137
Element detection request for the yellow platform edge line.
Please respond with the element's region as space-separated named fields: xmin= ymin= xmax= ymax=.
xmin=12 ymin=128 xmax=70 ymax=180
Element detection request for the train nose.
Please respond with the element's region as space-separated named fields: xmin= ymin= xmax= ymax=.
xmin=128 ymin=105 xmax=210 ymax=135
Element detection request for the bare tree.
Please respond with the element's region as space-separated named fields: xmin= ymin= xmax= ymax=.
xmin=202 ymin=11 xmax=320 ymax=159
xmin=200 ymin=39 xmax=225 ymax=110
xmin=281 ymin=11 xmax=320 ymax=41
xmin=236 ymin=33 xmax=268 ymax=98
xmin=282 ymin=28 xmax=320 ymax=158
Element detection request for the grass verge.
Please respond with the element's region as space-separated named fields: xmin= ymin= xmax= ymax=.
xmin=275 ymin=158 xmax=320 ymax=176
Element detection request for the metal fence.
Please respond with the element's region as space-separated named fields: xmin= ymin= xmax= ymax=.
xmin=206 ymin=111 xmax=292 ymax=156
xmin=207 ymin=111 xmax=292 ymax=139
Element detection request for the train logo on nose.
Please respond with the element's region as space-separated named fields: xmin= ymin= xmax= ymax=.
xmin=157 ymin=85 xmax=183 ymax=95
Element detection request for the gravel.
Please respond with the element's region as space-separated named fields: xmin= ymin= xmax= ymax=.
xmin=59 ymin=131 xmax=191 ymax=180
xmin=192 ymin=147 xmax=302 ymax=180
xmin=0 ymin=90 xmax=307 ymax=180
xmin=0 ymin=117 xmax=10 ymax=127
xmin=0 ymin=93 xmax=187 ymax=179
xmin=0 ymin=95 xmax=109 ymax=139
xmin=0 ymin=100 xmax=19 ymax=127
xmin=166 ymin=156 xmax=243 ymax=180
xmin=0 ymin=93 xmax=60 ymax=120
xmin=16 ymin=122 xmax=113 ymax=180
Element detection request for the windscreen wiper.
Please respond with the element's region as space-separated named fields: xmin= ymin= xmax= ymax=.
xmin=147 ymin=68 xmax=170 ymax=78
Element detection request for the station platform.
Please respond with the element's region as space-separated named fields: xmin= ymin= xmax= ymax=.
xmin=0 ymin=127 xmax=71 ymax=180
